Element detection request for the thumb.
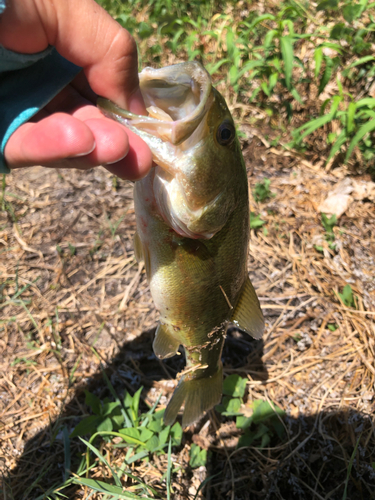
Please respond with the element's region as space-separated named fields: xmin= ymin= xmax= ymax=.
xmin=0 ymin=0 xmax=145 ymax=113
xmin=50 ymin=0 xmax=145 ymax=113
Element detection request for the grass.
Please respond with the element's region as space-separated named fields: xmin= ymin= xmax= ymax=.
xmin=253 ymin=178 xmax=275 ymax=203
xmin=43 ymin=369 xmax=283 ymax=497
xmin=1 ymin=145 xmax=374 ymax=499
xmin=97 ymin=0 xmax=375 ymax=174
xmin=314 ymin=212 xmax=338 ymax=252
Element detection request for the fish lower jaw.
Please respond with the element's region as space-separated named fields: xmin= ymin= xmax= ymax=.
xmin=170 ymin=225 xmax=214 ymax=240
xmin=160 ymin=210 xmax=215 ymax=240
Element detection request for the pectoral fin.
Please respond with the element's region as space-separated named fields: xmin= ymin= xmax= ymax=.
xmin=153 ymin=323 xmax=181 ymax=359
xmin=133 ymin=231 xmax=143 ymax=263
xmin=231 ymin=277 xmax=264 ymax=339
xmin=133 ymin=231 xmax=151 ymax=276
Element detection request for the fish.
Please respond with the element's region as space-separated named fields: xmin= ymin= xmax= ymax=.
xmin=98 ymin=61 xmax=264 ymax=428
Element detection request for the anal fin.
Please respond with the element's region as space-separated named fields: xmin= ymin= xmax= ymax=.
xmin=153 ymin=323 xmax=181 ymax=359
xmin=231 ymin=277 xmax=264 ymax=339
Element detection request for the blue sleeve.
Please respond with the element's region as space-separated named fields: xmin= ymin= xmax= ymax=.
xmin=0 ymin=41 xmax=82 ymax=174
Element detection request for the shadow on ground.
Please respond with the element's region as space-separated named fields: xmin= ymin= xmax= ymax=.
xmin=2 ymin=329 xmax=374 ymax=500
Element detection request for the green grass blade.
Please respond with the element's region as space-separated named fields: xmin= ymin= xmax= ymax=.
xmin=118 ymin=428 xmax=147 ymax=446
xmin=248 ymin=13 xmax=275 ymax=30
xmin=336 ymin=75 xmax=343 ymax=97
xmin=320 ymin=42 xmax=343 ymax=53
xmin=290 ymin=87 xmax=303 ymax=105
xmin=294 ymin=95 xmax=342 ymax=141
xmin=280 ymin=36 xmax=293 ymax=90
xmin=355 ymin=98 xmax=375 ymax=109
xmin=226 ymin=27 xmax=235 ymax=59
xmin=318 ymin=56 xmax=333 ymax=95
xmin=327 ymin=129 xmax=347 ymax=161
xmin=261 ymin=81 xmax=270 ymax=96
xmin=342 ymin=434 xmax=362 ymax=500
xmin=170 ymin=28 xmax=185 ymax=54
xmin=314 ymin=46 xmax=323 ymax=78
xmin=62 ymin=426 xmax=71 ymax=482
xmin=89 ymin=430 xmax=146 ymax=447
xmin=346 ymin=55 xmax=375 ymax=69
xmin=125 ymin=449 xmax=149 ymax=464
xmin=345 ymin=119 xmax=375 ymax=162
xmin=22 ymin=462 xmax=53 ymax=499
xmin=79 ymin=437 xmax=122 ymax=487
xmin=264 ymin=29 xmax=277 ymax=50
xmin=92 ymin=349 xmax=133 ymax=427
xmin=329 ymin=95 xmax=343 ymax=114
xmin=358 ymin=110 xmax=375 ymax=119
xmin=117 ymin=470 xmax=160 ymax=496
xmin=0 ymin=277 xmax=40 ymax=310
xmin=239 ymin=59 xmax=264 ymax=74
xmin=166 ymin=437 xmax=172 ymax=500
xmin=269 ymin=72 xmax=278 ymax=93
xmin=205 ymin=59 xmax=230 ymax=75
xmin=193 ymin=471 xmax=222 ymax=500
xmin=294 ymin=115 xmax=333 ymax=141
xmin=346 ymin=102 xmax=357 ymax=134
xmin=131 ymin=387 xmax=142 ymax=425
xmin=19 ymin=299 xmax=42 ymax=336
xmin=72 ymin=477 xmax=152 ymax=499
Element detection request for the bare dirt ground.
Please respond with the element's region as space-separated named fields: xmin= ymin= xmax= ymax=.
xmin=1 ymin=130 xmax=375 ymax=499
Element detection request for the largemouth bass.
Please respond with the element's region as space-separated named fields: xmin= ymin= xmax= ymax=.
xmin=98 ymin=62 xmax=264 ymax=428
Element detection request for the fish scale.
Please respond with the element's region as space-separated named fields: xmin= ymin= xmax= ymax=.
xmin=98 ymin=61 xmax=264 ymax=428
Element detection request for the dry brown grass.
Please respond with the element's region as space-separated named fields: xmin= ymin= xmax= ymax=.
xmin=1 ymin=123 xmax=374 ymax=499
xmin=1 ymin=3 xmax=375 ymax=492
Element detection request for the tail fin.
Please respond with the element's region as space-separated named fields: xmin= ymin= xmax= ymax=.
xmin=164 ymin=365 xmax=223 ymax=428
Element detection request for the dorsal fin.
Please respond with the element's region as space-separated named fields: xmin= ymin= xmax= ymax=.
xmin=153 ymin=323 xmax=181 ymax=359
xmin=230 ymin=277 xmax=264 ymax=339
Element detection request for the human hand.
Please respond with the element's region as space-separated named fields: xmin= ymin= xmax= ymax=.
xmin=0 ymin=0 xmax=152 ymax=180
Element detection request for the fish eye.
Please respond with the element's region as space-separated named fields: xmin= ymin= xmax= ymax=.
xmin=216 ymin=120 xmax=235 ymax=146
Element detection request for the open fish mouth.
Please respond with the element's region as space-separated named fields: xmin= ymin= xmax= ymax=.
xmin=97 ymin=62 xmax=213 ymax=147
xmin=98 ymin=62 xmax=237 ymax=240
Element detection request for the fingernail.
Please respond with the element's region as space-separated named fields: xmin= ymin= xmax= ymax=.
xmin=72 ymin=142 xmax=96 ymax=157
xmin=128 ymin=88 xmax=147 ymax=115
xmin=106 ymin=152 xmax=128 ymax=165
